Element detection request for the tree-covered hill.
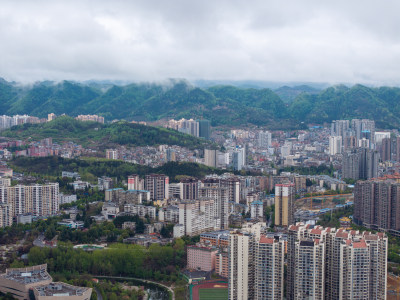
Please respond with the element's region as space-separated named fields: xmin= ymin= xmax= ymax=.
xmin=288 ymin=84 xmax=400 ymax=128
xmin=1 ymin=116 xmax=215 ymax=150
xmin=10 ymin=156 xmax=224 ymax=182
xmin=274 ymin=85 xmax=320 ymax=104
xmin=1 ymin=78 xmax=400 ymax=128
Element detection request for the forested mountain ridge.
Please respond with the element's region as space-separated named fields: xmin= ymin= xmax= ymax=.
xmin=1 ymin=78 xmax=400 ymax=129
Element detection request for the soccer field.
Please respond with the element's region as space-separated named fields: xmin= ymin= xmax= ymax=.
xmin=198 ymin=288 xmax=228 ymax=300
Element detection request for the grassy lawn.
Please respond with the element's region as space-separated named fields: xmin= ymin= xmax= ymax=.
xmin=199 ymin=288 xmax=228 ymax=300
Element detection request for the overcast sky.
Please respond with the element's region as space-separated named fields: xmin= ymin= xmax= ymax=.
xmin=1 ymin=0 xmax=400 ymax=85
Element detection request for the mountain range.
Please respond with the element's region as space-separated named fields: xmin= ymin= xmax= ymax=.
xmin=1 ymin=78 xmax=400 ymax=129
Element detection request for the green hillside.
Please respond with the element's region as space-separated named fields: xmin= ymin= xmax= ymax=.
xmin=10 ymin=156 xmax=224 ymax=182
xmin=288 ymin=84 xmax=400 ymax=128
xmin=1 ymin=116 xmax=214 ymax=150
xmin=1 ymin=78 xmax=400 ymax=128
xmin=274 ymin=85 xmax=320 ymax=103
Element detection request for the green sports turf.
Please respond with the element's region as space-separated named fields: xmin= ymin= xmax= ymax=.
xmin=198 ymin=288 xmax=228 ymax=300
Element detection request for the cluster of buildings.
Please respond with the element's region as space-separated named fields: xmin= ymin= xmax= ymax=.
xmin=75 ymin=114 xmax=105 ymax=123
xmin=164 ymin=118 xmax=211 ymax=140
xmin=0 ymin=114 xmax=45 ymax=130
xmin=105 ymin=144 xmax=202 ymax=167
xmin=100 ymin=169 xmax=347 ymax=238
xmin=0 ymin=264 xmax=92 ymax=300
xmin=226 ymin=222 xmax=387 ymax=300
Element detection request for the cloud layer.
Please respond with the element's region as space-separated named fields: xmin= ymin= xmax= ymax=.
xmin=1 ymin=0 xmax=400 ymax=85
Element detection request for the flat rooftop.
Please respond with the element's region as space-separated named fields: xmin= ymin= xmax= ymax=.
xmin=3 ymin=265 xmax=51 ymax=285
xmin=35 ymin=282 xmax=89 ymax=297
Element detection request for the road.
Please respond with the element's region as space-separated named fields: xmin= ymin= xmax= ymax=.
xmin=33 ymin=234 xmax=47 ymax=247
xmin=94 ymin=275 xmax=175 ymax=300
xmin=33 ymin=234 xmax=57 ymax=248
xmin=94 ymin=287 xmax=103 ymax=300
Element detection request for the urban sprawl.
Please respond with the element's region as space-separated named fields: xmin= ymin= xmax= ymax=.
xmin=0 ymin=114 xmax=399 ymax=299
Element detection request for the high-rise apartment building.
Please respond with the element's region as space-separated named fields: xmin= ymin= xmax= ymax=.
xmin=127 ymin=174 xmax=142 ymax=190
xmin=47 ymin=113 xmax=57 ymax=122
xmin=286 ymin=223 xmax=387 ymax=300
xmin=204 ymin=149 xmax=218 ymax=167
xmin=294 ymin=239 xmax=325 ymax=299
xmin=258 ymin=131 xmax=272 ymax=148
xmin=180 ymin=178 xmax=199 ymax=200
xmin=0 ymin=203 xmax=12 ymax=228
xmin=198 ymin=119 xmax=211 ymax=140
xmin=274 ymin=184 xmax=294 ymax=227
xmin=254 ymin=236 xmax=284 ymax=300
xmin=199 ymin=186 xmax=229 ymax=230
xmin=166 ymin=148 xmax=176 ymax=162
xmin=329 ymin=136 xmax=342 ymax=155
xmin=342 ymin=148 xmax=379 ymax=180
xmin=229 ymin=223 xmax=284 ymax=300
xmin=202 ymin=177 xmax=240 ymax=204
xmin=178 ymin=199 xmax=215 ymax=236
xmin=381 ymin=137 xmax=391 ymax=161
xmin=331 ymin=119 xmax=350 ymax=139
xmin=352 ymin=119 xmax=375 ymax=144
xmin=229 ymin=231 xmax=255 ymax=300
xmin=145 ymin=174 xmax=169 ymax=200
xmin=232 ymin=150 xmax=244 ymax=171
xmin=0 ymin=183 xmax=59 ymax=222
xmin=354 ymin=178 xmax=400 ymax=235
xmin=106 ymin=149 xmax=118 ymax=160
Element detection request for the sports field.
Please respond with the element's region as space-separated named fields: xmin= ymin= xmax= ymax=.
xmin=191 ymin=281 xmax=228 ymax=300
xmin=199 ymin=288 xmax=228 ymax=300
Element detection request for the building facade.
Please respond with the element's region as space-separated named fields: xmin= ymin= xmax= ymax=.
xmin=145 ymin=174 xmax=169 ymax=200
xmin=0 ymin=183 xmax=59 ymax=220
xmin=274 ymin=184 xmax=294 ymax=227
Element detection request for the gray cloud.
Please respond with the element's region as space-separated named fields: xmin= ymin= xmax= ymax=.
xmin=1 ymin=0 xmax=400 ymax=85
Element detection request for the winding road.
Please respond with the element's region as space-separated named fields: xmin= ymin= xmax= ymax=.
xmin=94 ymin=275 xmax=175 ymax=300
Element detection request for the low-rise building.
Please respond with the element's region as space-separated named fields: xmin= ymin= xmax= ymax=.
xmin=70 ymin=181 xmax=90 ymax=191
xmin=97 ymin=176 xmax=113 ymax=190
xmin=57 ymin=219 xmax=84 ymax=229
xmin=0 ymin=177 xmax=11 ymax=186
xmin=173 ymin=224 xmax=185 ymax=238
xmin=17 ymin=213 xmax=33 ymax=224
xmin=187 ymin=245 xmax=217 ymax=272
xmin=101 ymin=202 xmax=119 ymax=219
xmin=0 ymin=264 xmax=52 ymax=300
xmin=123 ymin=204 xmax=156 ymax=219
xmin=250 ymin=200 xmax=264 ymax=220
xmin=61 ymin=171 xmax=80 ymax=179
xmin=200 ymin=230 xmax=229 ymax=247
xmin=33 ymin=282 xmax=92 ymax=300
xmin=158 ymin=205 xmax=179 ymax=223
xmin=105 ymin=188 xmax=150 ymax=205
xmin=122 ymin=222 xmax=136 ymax=230
xmin=59 ymin=193 xmax=77 ymax=205
xmin=144 ymin=224 xmax=155 ymax=234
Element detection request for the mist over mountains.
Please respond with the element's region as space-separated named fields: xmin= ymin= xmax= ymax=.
xmin=1 ymin=78 xmax=400 ymax=129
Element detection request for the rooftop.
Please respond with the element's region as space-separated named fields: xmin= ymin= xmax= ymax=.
xmin=259 ymin=235 xmax=274 ymax=244
xmin=353 ymin=240 xmax=367 ymax=249
xmin=2 ymin=264 xmax=51 ymax=285
xmin=34 ymin=282 xmax=89 ymax=297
